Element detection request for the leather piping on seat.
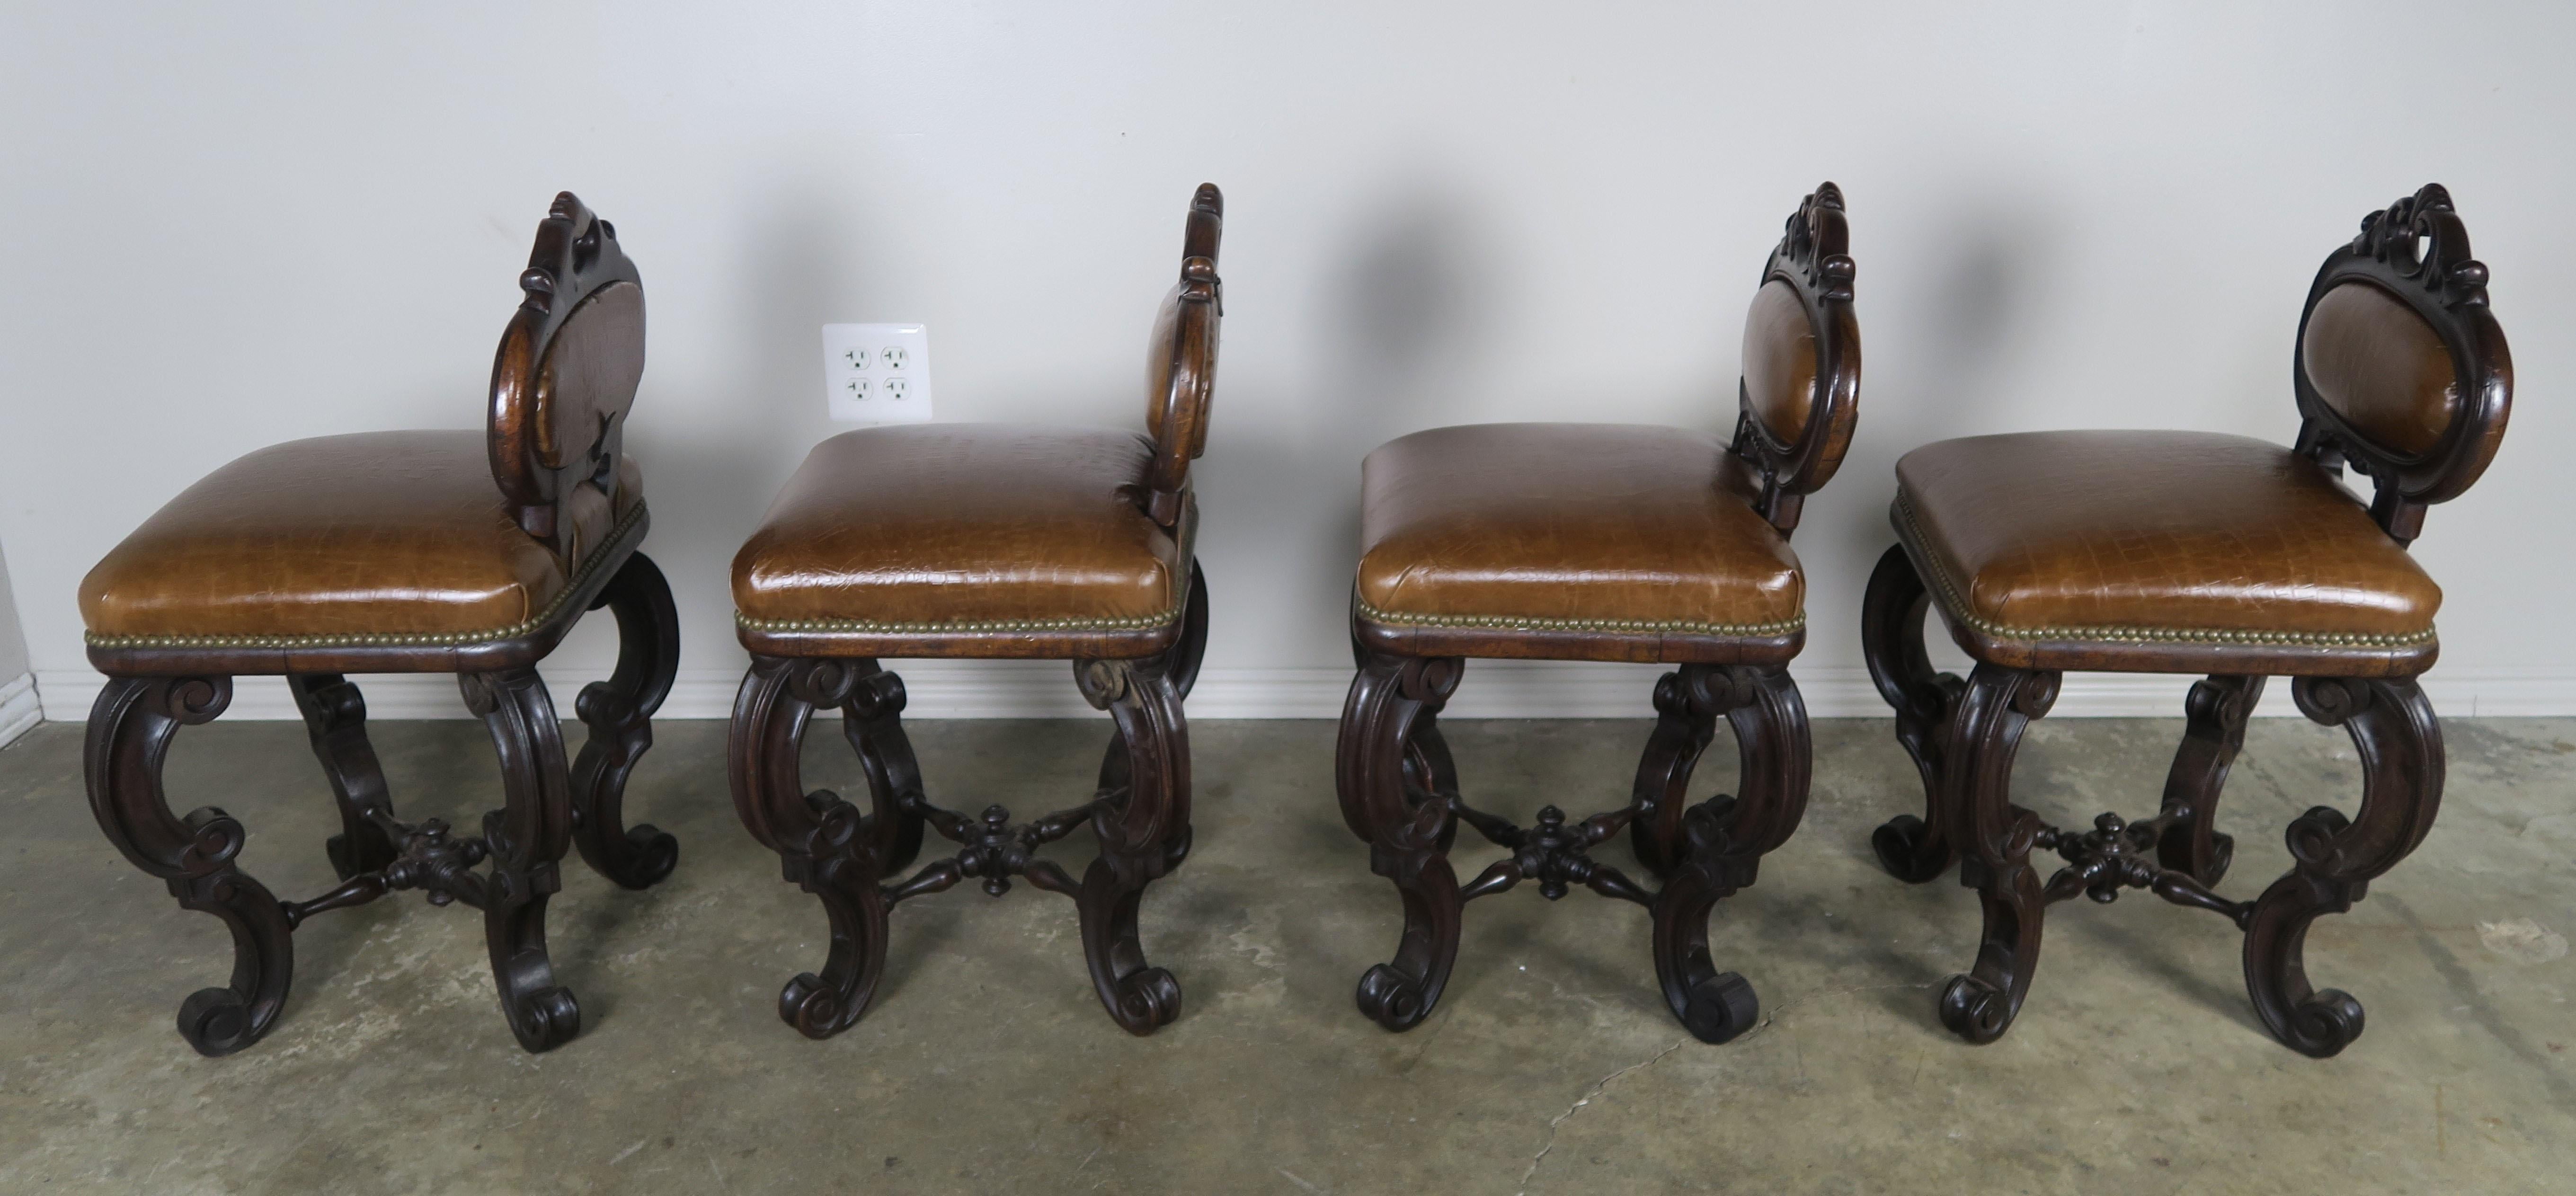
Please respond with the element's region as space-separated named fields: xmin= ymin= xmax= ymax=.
xmin=82 ymin=500 xmax=650 ymax=651
xmin=1352 ymin=593 xmax=1805 ymax=638
xmin=1894 ymin=491 xmax=2437 ymax=649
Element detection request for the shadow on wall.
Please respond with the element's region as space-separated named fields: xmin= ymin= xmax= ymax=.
xmin=1197 ymin=179 xmax=1504 ymax=668
xmin=617 ymin=176 xmax=896 ymax=676
xmin=1825 ymin=195 xmax=2051 ymax=558
xmin=1824 ymin=189 xmax=2056 ymax=672
xmin=1325 ymin=182 xmax=1503 ymax=567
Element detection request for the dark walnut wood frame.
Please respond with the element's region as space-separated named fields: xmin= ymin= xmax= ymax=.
xmin=727 ymin=185 xmax=1223 ymax=1037
xmin=1337 ymin=184 xmax=1859 ymax=1043
xmin=82 ymin=194 xmax=679 ymax=1057
xmin=1865 ymin=184 xmax=2512 ymax=1057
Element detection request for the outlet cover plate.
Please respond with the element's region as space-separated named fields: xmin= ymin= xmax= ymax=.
xmin=823 ymin=323 xmax=933 ymax=423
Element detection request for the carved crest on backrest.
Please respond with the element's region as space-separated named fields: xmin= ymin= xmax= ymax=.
xmin=1777 ymin=181 xmax=1855 ymax=302
xmin=1179 ymin=183 xmax=1224 ymax=313
xmin=516 ymin=193 xmax=620 ymax=317
xmin=2350 ymin=184 xmax=2490 ymax=308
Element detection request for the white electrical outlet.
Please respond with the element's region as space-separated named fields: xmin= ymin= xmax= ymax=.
xmin=823 ymin=323 xmax=933 ymax=423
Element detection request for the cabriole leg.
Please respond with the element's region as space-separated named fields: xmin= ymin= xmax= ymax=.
xmin=86 ymin=676 xmax=293 ymax=1056
xmin=1336 ymin=649 xmax=1465 ymax=1031
xmin=1863 ymin=544 xmax=1966 ymax=883
xmin=462 ymin=667 xmax=582 ymax=1053
xmin=1935 ymin=664 xmax=2060 ymax=1044
xmin=570 ymin=551 xmax=682 ymax=889
xmin=1645 ymin=664 xmax=1810 ymax=1044
xmin=2241 ymin=676 xmax=2443 ymax=1057
xmin=728 ymin=656 xmax=897 ymax=1038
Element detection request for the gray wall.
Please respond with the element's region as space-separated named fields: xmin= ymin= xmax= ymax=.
xmin=4 ymin=1 xmax=2571 ymax=719
xmin=0 ymin=542 xmax=35 ymax=746
xmin=0 ymin=544 xmax=28 ymax=684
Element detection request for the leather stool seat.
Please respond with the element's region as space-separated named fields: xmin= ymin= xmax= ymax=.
xmin=1862 ymin=188 xmax=2510 ymax=1056
xmin=1331 ymin=186 xmax=1856 ymax=1045
xmin=1894 ymin=430 xmax=2440 ymax=657
xmin=723 ymin=185 xmax=1225 ymax=1039
xmin=732 ymin=424 xmax=1189 ymax=656
xmin=80 ymin=430 xmax=642 ymax=647
xmin=1355 ymin=423 xmax=1804 ymax=652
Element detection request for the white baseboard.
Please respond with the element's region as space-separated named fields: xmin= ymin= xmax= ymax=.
xmin=32 ymin=664 xmax=2576 ymax=722
xmin=0 ymin=674 xmax=39 ymax=747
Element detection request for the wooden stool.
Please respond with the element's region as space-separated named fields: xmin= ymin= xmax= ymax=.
xmin=78 ymin=194 xmax=679 ymax=1055
xmin=725 ymin=185 xmax=1222 ymax=1037
xmin=1864 ymin=185 xmax=2512 ymax=1055
xmin=1333 ymin=185 xmax=1859 ymax=1042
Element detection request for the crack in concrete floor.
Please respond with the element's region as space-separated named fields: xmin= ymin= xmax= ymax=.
xmin=1519 ymin=1037 xmax=1687 ymax=1193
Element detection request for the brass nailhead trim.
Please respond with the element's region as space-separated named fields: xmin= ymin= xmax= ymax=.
xmin=83 ymin=501 xmax=649 ymax=651
xmin=1352 ymin=595 xmax=1805 ymax=638
xmin=734 ymin=605 xmax=1183 ymax=636
xmin=1894 ymin=492 xmax=2438 ymax=650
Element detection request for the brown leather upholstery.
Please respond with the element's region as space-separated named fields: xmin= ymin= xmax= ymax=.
xmin=732 ymin=424 xmax=1186 ymax=654
xmin=2301 ymin=281 xmax=2458 ymax=457
xmin=1355 ymin=423 xmax=1803 ymax=658
xmin=80 ymin=431 xmax=642 ymax=645
xmin=1741 ymin=279 xmax=1818 ymax=445
xmin=1895 ymin=431 xmax=2439 ymax=655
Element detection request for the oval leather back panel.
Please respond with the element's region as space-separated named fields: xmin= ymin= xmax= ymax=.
xmin=1741 ymin=279 xmax=1817 ymax=445
xmin=2301 ymin=281 xmax=2457 ymax=457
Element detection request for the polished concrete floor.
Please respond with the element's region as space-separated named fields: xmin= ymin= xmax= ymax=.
xmin=0 ymin=710 xmax=2569 ymax=1194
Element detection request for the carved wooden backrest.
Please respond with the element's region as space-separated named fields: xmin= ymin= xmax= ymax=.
xmin=1732 ymin=182 xmax=1860 ymax=535
xmin=2293 ymin=184 xmax=2511 ymax=544
xmin=488 ymin=192 xmax=646 ymax=559
xmin=1139 ymin=183 xmax=1225 ymax=528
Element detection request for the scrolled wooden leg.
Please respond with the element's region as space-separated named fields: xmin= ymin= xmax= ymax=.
xmin=1088 ymin=567 xmax=1208 ymax=872
xmin=1629 ymin=667 xmax=1721 ymax=880
xmin=1406 ymin=716 xmax=1463 ymax=857
xmin=1647 ymin=665 xmax=1810 ymax=1044
xmin=287 ymin=673 xmax=400 ymax=880
xmin=1934 ymin=664 xmax=2059 ymax=1045
xmin=568 ymin=552 xmax=681 ymax=890
xmin=838 ymin=660 xmax=928 ymax=878
xmin=2153 ymin=675 xmax=2265 ymax=886
xmin=461 ymin=667 xmax=582 ymax=1053
xmin=2240 ymin=676 xmax=2443 ymax=1057
xmin=1072 ymin=655 xmax=1191 ymax=1034
xmin=729 ymin=656 xmax=894 ymax=1039
xmin=1336 ymin=649 xmax=1466 ymax=1031
xmin=1863 ymin=545 xmax=1967 ymax=884
xmin=87 ymin=676 xmax=294 ymax=1057
xmin=1073 ymin=854 xmax=1184 ymax=1034
xmin=1171 ymin=558 xmax=1209 ymax=702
